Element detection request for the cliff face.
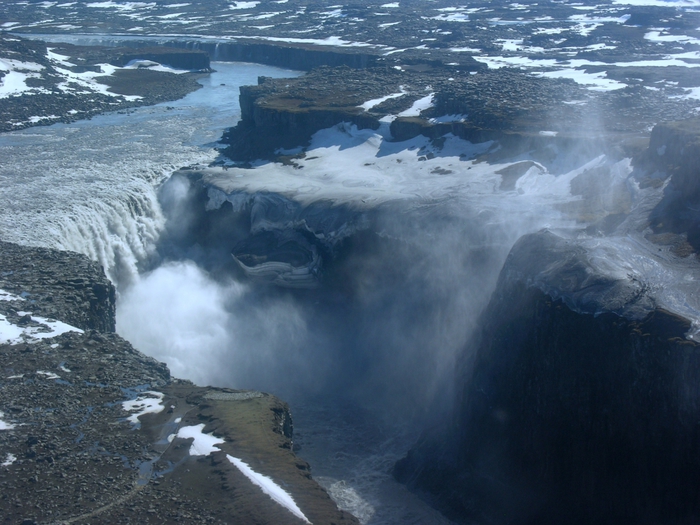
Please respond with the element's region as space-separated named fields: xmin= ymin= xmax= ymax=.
xmin=395 ymin=231 xmax=700 ymax=525
xmin=640 ymin=118 xmax=700 ymax=252
xmin=647 ymin=118 xmax=700 ymax=197
xmin=113 ymin=46 xmax=211 ymax=71
xmin=175 ymin=40 xmax=380 ymax=71
xmin=0 ymin=242 xmax=358 ymax=525
xmin=0 ymin=240 xmax=115 ymax=333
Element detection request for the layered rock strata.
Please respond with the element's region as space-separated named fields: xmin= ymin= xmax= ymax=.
xmin=221 ymin=66 xmax=690 ymax=163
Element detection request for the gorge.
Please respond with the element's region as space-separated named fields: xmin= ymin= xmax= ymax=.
xmin=3 ymin=1 xmax=700 ymax=523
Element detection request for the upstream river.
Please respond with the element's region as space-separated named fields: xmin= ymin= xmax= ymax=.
xmin=4 ymin=52 xmax=698 ymax=524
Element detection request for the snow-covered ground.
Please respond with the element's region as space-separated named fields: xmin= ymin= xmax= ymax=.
xmin=174 ymin=423 xmax=312 ymax=523
xmin=4 ymin=0 xmax=700 ymax=102
xmin=0 ymin=289 xmax=84 ymax=344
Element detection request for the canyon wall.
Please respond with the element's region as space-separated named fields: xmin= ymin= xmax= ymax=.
xmin=0 ymin=241 xmax=358 ymax=525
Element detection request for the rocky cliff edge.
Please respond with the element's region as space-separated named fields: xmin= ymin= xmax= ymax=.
xmin=0 ymin=241 xmax=357 ymax=525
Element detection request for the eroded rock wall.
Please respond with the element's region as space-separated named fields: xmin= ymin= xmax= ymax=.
xmin=0 ymin=241 xmax=359 ymax=525
xmin=395 ymin=231 xmax=700 ymax=525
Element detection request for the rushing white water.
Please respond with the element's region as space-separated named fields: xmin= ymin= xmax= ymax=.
xmin=0 ymin=62 xmax=300 ymax=285
xmin=3 ymin=55 xmax=698 ymax=524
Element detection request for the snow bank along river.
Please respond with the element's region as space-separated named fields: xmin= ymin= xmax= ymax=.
xmin=1 ymin=59 xmax=693 ymax=524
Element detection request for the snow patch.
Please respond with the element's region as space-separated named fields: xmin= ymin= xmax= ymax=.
xmin=358 ymin=88 xmax=405 ymax=111
xmin=398 ymin=93 xmax=434 ymax=117
xmin=176 ymin=424 xmax=225 ymax=455
xmin=173 ymin=423 xmax=312 ymax=523
xmin=37 ymin=370 xmax=61 ymax=380
xmin=122 ymin=391 xmax=165 ymax=424
xmin=0 ymin=289 xmax=24 ymax=302
xmin=0 ymin=412 xmax=15 ymax=430
xmin=429 ymin=114 xmax=467 ymax=124
xmin=0 ymin=312 xmax=83 ymax=345
xmin=227 ymin=455 xmax=312 ymax=524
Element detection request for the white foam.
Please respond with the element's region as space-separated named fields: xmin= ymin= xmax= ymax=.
xmin=1 ymin=453 xmax=17 ymax=466
xmin=86 ymin=1 xmax=156 ymax=10
xmin=612 ymin=0 xmax=700 ymax=5
xmin=229 ymin=1 xmax=259 ymax=9
xmin=428 ymin=12 xmax=469 ymax=22
xmin=122 ymin=391 xmax=165 ymax=424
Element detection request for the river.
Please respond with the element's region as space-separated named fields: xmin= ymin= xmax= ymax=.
xmin=0 ymin=60 xmax=458 ymax=523
xmin=4 ymin=52 xmax=697 ymax=524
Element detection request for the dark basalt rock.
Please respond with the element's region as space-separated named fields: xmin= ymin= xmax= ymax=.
xmin=168 ymin=38 xmax=381 ymax=71
xmin=0 ymin=241 xmax=359 ymax=525
xmin=0 ymin=36 xmax=205 ymax=132
xmin=0 ymin=240 xmax=115 ymax=333
xmin=395 ymin=230 xmax=700 ymax=525
xmin=638 ymin=118 xmax=700 ymax=254
xmin=112 ymin=46 xmax=210 ymax=71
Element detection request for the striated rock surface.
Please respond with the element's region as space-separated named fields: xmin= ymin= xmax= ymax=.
xmin=0 ymin=242 xmax=358 ymax=525
xmin=395 ymin=230 xmax=700 ymax=525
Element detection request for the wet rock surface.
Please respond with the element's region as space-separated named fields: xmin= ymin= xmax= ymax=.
xmin=0 ymin=242 xmax=359 ymax=525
